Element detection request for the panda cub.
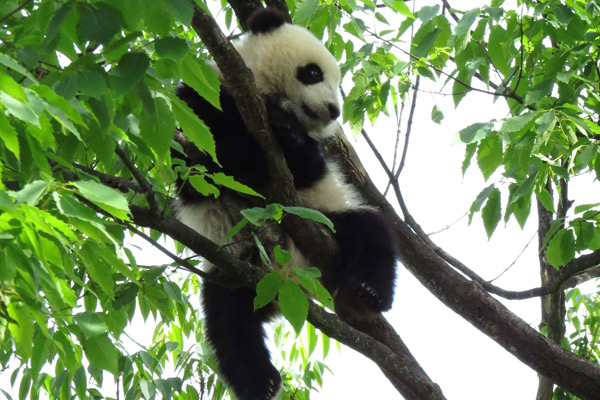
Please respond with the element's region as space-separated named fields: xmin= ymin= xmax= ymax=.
xmin=175 ymin=7 xmax=398 ymax=400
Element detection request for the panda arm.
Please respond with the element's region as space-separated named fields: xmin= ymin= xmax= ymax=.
xmin=265 ymin=100 xmax=327 ymax=189
xmin=175 ymin=84 xmax=269 ymax=200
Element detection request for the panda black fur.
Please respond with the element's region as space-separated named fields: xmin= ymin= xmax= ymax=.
xmin=175 ymin=8 xmax=398 ymax=400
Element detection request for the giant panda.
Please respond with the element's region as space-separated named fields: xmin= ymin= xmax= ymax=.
xmin=174 ymin=7 xmax=398 ymax=400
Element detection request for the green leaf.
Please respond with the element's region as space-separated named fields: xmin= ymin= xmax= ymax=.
xmin=179 ymin=54 xmax=221 ymax=110
xmin=32 ymin=84 xmax=87 ymax=128
xmin=139 ymin=95 xmax=176 ymax=158
xmin=241 ymin=204 xmax=283 ymax=225
xmin=455 ymin=122 xmax=493 ymax=144
xmin=525 ymin=79 xmax=553 ymax=105
xmin=536 ymin=188 xmax=555 ymax=213
xmin=282 ymin=206 xmax=335 ymax=232
xmin=254 ymin=271 xmax=283 ymax=311
xmin=140 ymin=381 xmax=156 ymax=400
xmin=383 ymin=0 xmax=414 ymax=17
xmin=188 ymin=174 xmax=220 ymax=198
xmin=252 ymin=234 xmax=272 ymax=268
xmin=0 ymin=92 xmax=40 ymax=127
xmin=77 ymin=4 xmax=122 ymax=45
xmin=462 ymin=142 xmax=477 ymax=176
xmin=292 ymin=266 xmax=321 ymax=293
xmin=481 ymin=188 xmax=501 ymax=238
xmin=170 ymin=94 xmax=217 ymax=163
xmin=168 ymin=0 xmax=194 ymax=26
xmin=208 ymin=173 xmax=264 ymax=198
xmin=0 ymin=111 xmax=20 ymax=159
xmin=574 ymin=203 xmax=600 ymax=214
xmin=163 ymin=281 xmax=184 ymax=304
xmin=7 ymin=303 xmax=33 ymax=358
xmin=73 ymin=180 xmax=131 ymax=221
xmin=77 ymin=69 xmax=107 ymax=99
xmin=224 ymin=217 xmax=249 ymax=242
xmin=313 ymin=279 xmax=335 ymax=310
xmin=80 ymin=241 xmax=116 ymax=299
xmin=74 ymin=312 xmax=106 ymax=338
xmin=15 ymin=180 xmax=49 ymax=206
xmin=546 ymin=229 xmax=576 ymax=268
xmin=487 ymin=26 xmax=509 ymax=77
xmin=274 ymin=245 xmax=292 ymax=266
xmin=53 ymin=192 xmax=100 ymax=222
xmin=278 ymin=279 xmax=308 ymax=334
xmin=500 ymin=111 xmax=537 ymax=133
xmin=416 ymin=5 xmax=440 ymax=23
xmin=295 ymin=0 xmax=319 ymax=24
xmin=412 ymin=28 xmax=441 ymax=58
xmin=534 ymin=110 xmax=557 ymax=136
xmin=0 ymin=54 xmax=37 ymax=84
xmin=454 ymin=8 xmax=479 ymax=38
xmin=0 ymin=72 xmax=27 ymax=101
xmin=155 ymin=379 xmax=172 ymax=399
xmin=109 ymin=53 xmax=150 ymax=96
xmin=85 ymin=334 xmax=119 ymax=375
xmin=431 ymin=105 xmax=444 ymax=124
xmin=154 ymin=37 xmax=189 ymax=60
xmin=477 ymin=134 xmax=503 ymax=180
xmin=0 ymin=190 xmax=15 ymax=210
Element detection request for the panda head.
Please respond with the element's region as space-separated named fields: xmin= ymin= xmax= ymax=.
xmin=233 ymin=8 xmax=341 ymax=138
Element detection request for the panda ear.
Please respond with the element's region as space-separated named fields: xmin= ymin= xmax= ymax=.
xmin=247 ymin=7 xmax=286 ymax=34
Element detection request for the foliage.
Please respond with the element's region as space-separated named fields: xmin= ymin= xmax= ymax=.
xmin=1 ymin=0 xmax=599 ymax=399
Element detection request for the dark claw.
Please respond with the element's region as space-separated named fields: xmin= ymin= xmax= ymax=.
xmin=358 ymin=282 xmax=384 ymax=309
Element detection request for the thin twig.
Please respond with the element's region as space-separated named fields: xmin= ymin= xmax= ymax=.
xmin=122 ymin=221 xmax=214 ymax=281
xmin=395 ymin=75 xmax=420 ymax=179
xmin=0 ymin=0 xmax=31 ymax=24
xmin=489 ymin=229 xmax=538 ymax=283
xmin=115 ymin=147 xmax=159 ymax=213
xmin=440 ymin=0 xmax=460 ymax=23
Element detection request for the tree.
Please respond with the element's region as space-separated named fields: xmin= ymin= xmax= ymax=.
xmin=0 ymin=0 xmax=599 ymax=399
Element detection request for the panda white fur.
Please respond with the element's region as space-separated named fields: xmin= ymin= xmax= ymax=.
xmin=175 ymin=8 xmax=398 ymax=400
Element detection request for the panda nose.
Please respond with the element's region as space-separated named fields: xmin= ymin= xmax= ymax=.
xmin=328 ymin=103 xmax=340 ymax=120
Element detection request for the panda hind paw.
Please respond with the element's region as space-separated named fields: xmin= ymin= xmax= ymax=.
xmin=357 ymin=282 xmax=388 ymax=312
xmin=237 ymin=365 xmax=282 ymax=400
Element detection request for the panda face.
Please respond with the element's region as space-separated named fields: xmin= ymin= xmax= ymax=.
xmin=233 ymin=23 xmax=341 ymax=138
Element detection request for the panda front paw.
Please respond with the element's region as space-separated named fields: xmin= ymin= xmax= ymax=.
xmin=265 ymin=100 xmax=306 ymax=148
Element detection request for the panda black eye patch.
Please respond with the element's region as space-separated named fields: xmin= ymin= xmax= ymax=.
xmin=297 ymin=63 xmax=324 ymax=85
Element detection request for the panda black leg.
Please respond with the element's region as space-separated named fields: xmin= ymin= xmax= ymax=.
xmin=202 ymin=281 xmax=282 ymax=400
xmin=325 ymin=209 xmax=398 ymax=317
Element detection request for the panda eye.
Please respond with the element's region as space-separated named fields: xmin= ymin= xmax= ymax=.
xmin=297 ymin=63 xmax=324 ymax=85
